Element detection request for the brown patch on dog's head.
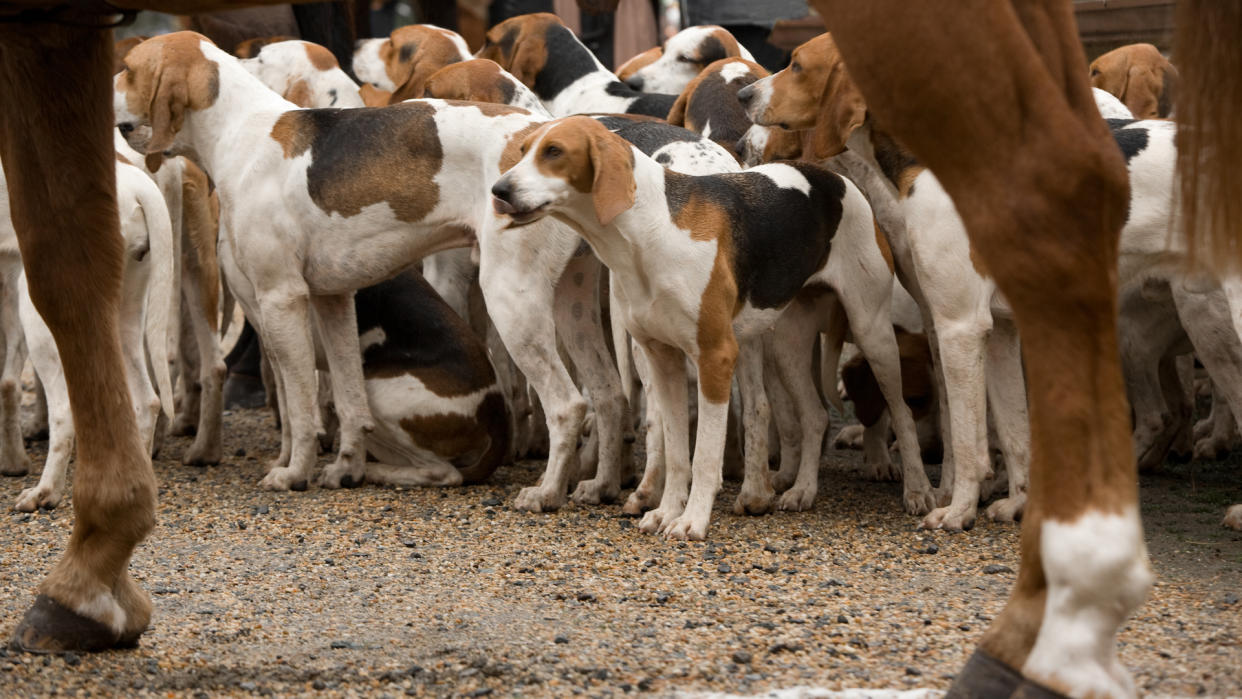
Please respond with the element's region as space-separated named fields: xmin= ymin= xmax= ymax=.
xmin=521 ymin=116 xmax=635 ymax=226
xmin=380 ymin=24 xmax=469 ymax=102
xmin=477 ymin=13 xmax=560 ymax=88
xmin=359 ymin=83 xmax=392 ymax=107
xmin=303 ymin=41 xmax=338 ymax=71
xmin=234 ymin=35 xmax=297 ymax=59
xmin=118 ymin=31 xmax=221 ymax=155
xmin=617 ymin=46 xmax=661 ymax=81
xmin=1090 ymin=43 xmax=1178 ymax=119
xmin=423 ymin=59 xmax=517 ymax=106
xmin=114 ymin=35 xmax=148 ymax=74
xmin=283 ymin=78 xmax=312 ymax=107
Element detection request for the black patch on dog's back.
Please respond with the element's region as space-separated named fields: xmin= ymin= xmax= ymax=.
xmin=532 ymin=24 xmax=601 ymax=100
xmin=602 ymin=82 xmax=676 ymax=117
xmin=593 ymin=115 xmax=701 ymax=156
xmin=355 ymin=271 xmax=495 ymax=394
xmin=664 ymin=162 xmax=846 ymax=309
xmin=1107 ymin=119 xmax=1150 ymax=164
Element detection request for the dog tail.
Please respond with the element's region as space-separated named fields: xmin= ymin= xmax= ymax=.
xmin=1176 ymin=0 xmax=1242 ymax=271
xmin=181 ymin=160 xmax=221 ymax=334
xmin=135 ymin=172 xmax=177 ymax=422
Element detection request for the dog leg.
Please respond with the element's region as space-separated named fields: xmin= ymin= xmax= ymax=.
xmin=984 ymin=319 xmax=1030 ymax=523
xmin=170 ymin=298 xmax=202 ymax=436
xmin=179 ymin=261 xmax=225 ymax=466
xmin=861 ymin=412 xmax=894 ymax=479
xmin=311 ymin=293 xmax=374 ymax=489
xmin=1172 ymin=282 xmax=1242 ymax=462
xmin=14 ymin=283 xmax=70 ymax=511
xmin=0 ymin=264 xmax=28 ymax=477
xmin=255 ymin=287 xmax=317 ymax=491
xmin=118 ymin=256 xmax=161 ymax=455
xmin=23 ymin=372 xmax=49 ymax=442
xmin=769 ymin=303 xmax=829 ymax=512
xmin=732 ymin=337 xmax=773 ymax=515
xmin=361 ymin=423 xmax=464 ymax=488
xmin=622 ymin=363 xmax=665 ymax=515
xmin=554 ymin=255 xmax=627 ymax=506
xmin=765 ymin=340 xmax=802 ymax=493
xmin=639 ymin=341 xmax=691 ymax=534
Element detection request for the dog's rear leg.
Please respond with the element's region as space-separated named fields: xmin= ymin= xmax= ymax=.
xmin=765 ymin=339 xmax=801 ymax=493
xmin=13 ymin=281 xmax=71 ymax=512
xmin=622 ymin=356 xmax=665 ymax=515
xmin=179 ymin=257 xmax=224 ymax=465
xmin=983 ymin=319 xmax=1030 ymax=523
xmin=0 ymin=264 xmax=29 ymax=477
xmin=312 ymin=293 xmax=374 ymax=489
xmin=732 ymin=337 xmax=773 ymax=515
xmin=768 ymin=301 xmax=829 ymax=512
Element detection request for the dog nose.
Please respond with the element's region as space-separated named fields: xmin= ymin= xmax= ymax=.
xmin=118 ymin=122 xmax=135 ymax=135
xmin=625 ymin=75 xmax=644 ymax=91
xmin=737 ymin=85 xmax=754 ymax=105
xmin=492 ymin=179 xmax=517 ymax=215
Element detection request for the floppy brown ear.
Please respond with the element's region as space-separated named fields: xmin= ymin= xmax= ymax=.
xmin=390 ymin=57 xmax=460 ymax=102
xmin=666 ymin=88 xmax=689 ymax=126
xmin=359 ymin=83 xmax=392 ymax=107
xmin=1090 ymin=51 xmax=1130 ymax=105
xmin=507 ymin=29 xmax=547 ymax=87
xmin=147 ymin=69 xmax=188 ymax=154
xmin=806 ymin=62 xmax=866 ymax=161
xmin=587 ymin=129 xmax=635 ymax=226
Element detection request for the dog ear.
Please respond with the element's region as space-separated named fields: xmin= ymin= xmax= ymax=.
xmin=666 ymin=88 xmax=689 ymax=126
xmin=147 ymin=67 xmax=188 ymax=154
xmin=359 ymin=83 xmax=392 ymax=107
xmin=587 ymin=127 xmax=635 ymax=226
xmin=390 ymin=57 xmax=452 ymax=102
xmin=507 ymin=27 xmax=548 ymax=87
xmin=806 ymin=61 xmax=866 ymax=161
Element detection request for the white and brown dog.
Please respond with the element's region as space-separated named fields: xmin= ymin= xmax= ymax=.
xmin=240 ymin=39 xmax=364 ymax=108
xmin=476 ymin=13 xmax=677 ymax=118
xmin=623 ymin=24 xmax=753 ymax=95
xmin=114 ymin=32 xmax=541 ymax=492
xmin=3 ymin=151 xmax=176 ymax=511
xmin=493 ymin=117 xmax=931 ymax=538
xmin=353 ymin=24 xmax=471 ymax=102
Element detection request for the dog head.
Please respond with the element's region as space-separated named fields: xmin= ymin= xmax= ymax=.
xmin=114 ymin=31 xmax=221 ymax=163
xmin=491 ymin=116 xmax=635 ymax=229
xmin=739 ymin=32 xmax=866 ymax=161
xmin=616 ymin=46 xmax=662 ymax=83
xmin=423 ymin=59 xmax=546 ymax=114
xmin=353 ymin=24 xmax=470 ymax=101
xmin=476 ymin=13 xmax=565 ymax=88
xmin=1089 ymin=43 xmax=1177 ymax=119
xmin=627 ymin=25 xmax=752 ymax=94
xmin=241 ymin=40 xmax=363 ymax=108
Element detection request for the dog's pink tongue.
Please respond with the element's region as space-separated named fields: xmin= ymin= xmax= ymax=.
xmin=493 ymin=197 xmax=517 ymax=215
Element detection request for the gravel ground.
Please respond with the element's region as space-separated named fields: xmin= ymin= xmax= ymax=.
xmin=0 ymin=406 xmax=1239 ymax=698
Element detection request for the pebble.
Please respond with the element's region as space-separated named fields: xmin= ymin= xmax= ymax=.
xmin=983 ymin=564 xmax=1013 ymax=574
xmin=554 ymin=636 xmax=569 ymax=644
xmin=731 ymin=651 xmax=752 ymax=665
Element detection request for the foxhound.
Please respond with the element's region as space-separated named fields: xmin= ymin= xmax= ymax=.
xmin=615 ymin=46 xmax=661 ymax=84
xmin=493 ymin=116 xmax=931 ymax=538
xmin=353 ymin=24 xmax=471 ymax=102
xmin=3 ymin=152 xmax=176 ymax=512
xmin=665 ymin=57 xmax=803 ymax=167
xmin=477 ymin=13 xmax=677 ymax=118
xmin=1090 ymin=43 xmax=1178 ymax=120
xmin=114 ymin=32 xmax=542 ymax=492
xmin=240 ymin=39 xmax=364 ymax=108
xmin=623 ymin=24 xmax=753 ymax=95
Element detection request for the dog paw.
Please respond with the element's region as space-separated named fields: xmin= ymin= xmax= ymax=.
xmin=733 ymin=480 xmax=774 ymax=515
xmin=1223 ymin=504 xmax=1242 ymax=531
xmin=571 ymin=478 xmax=619 ymax=506
xmin=770 ymin=469 xmax=797 ymax=493
xmin=14 ymin=484 xmax=62 ymax=512
xmin=1 ymin=451 xmax=31 ymax=477
xmin=1193 ymin=434 xmax=1233 ymax=462
xmin=259 ymin=466 xmax=307 ymax=492
xmin=862 ymin=458 xmax=900 ymax=482
xmin=921 ymin=503 xmax=975 ymax=531
xmin=902 ymin=487 xmax=936 ymax=517
xmin=933 ymin=486 xmax=953 ymax=508
xmin=621 ymin=487 xmax=660 ymax=515
xmin=639 ymin=506 xmax=681 ymax=534
xmin=777 ymin=484 xmax=816 ymax=512
xmin=513 ymin=486 xmax=566 ymax=513
xmin=832 ymin=424 xmax=865 ymax=450
xmin=663 ymin=513 xmax=708 ymax=541
xmin=986 ymin=495 xmax=1025 ymax=523
xmin=182 ymin=437 xmax=221 ymax=467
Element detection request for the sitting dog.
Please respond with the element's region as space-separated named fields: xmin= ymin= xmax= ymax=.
xmin=493 ymin=117 xmax=930 ymax=538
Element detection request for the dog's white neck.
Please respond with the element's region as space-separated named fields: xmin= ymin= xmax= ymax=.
xmin=182 ymin=44 xmax=298 ymax=178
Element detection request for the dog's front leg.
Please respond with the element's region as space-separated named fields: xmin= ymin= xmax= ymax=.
xmin=311 ymin=292 xmax=374 ymax=489
xmin=638 ymin=340 xmax=690 ymax=535
xmin=255 ymin=288 xmax=318 ymax=491
xmin=732 ymin=337 xmax=773 ymax=516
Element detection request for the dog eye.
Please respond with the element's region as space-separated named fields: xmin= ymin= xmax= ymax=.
xmin=1090 ymin=68 xmax=1100 ymax=77
xmin=543 ymin=144 xmax=562 ymax=158
xmin=676 ymin=54 xmax=693 ymax=63
xmin=791 ymin=62 xmax=802 ymax=74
